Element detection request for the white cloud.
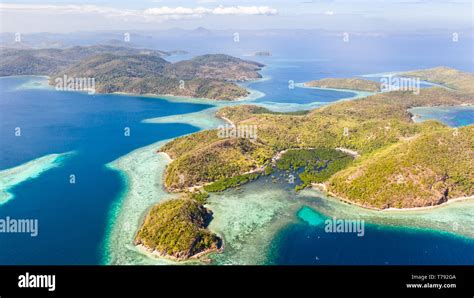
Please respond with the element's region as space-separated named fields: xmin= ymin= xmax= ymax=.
xmin=0 ymin=4 xmax=139 ymax=18
xmin=144 ymin=5 xmax=278 ymax=16
xmin=212 ymin=6 xmax=278 ymax=15
xmin=144 ymin=7 xmax=209 ymax=16
xmin=0 ymin=4 xmax=278 ymax=21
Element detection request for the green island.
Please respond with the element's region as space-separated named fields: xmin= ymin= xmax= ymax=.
xmin=0 ymin=46 xmax=264 ymax=100
xmin=160 ymin=66 xmax=474 ymax=213
xmin=400 ymin=66 xmax=474 ymax=93
xmin=304 ymin=77 xmax=381 ymax=92
xmin=134 ymin=198 xmax=221 ymax=260
xmin=0 ymin=45 xmax=170 ymax=76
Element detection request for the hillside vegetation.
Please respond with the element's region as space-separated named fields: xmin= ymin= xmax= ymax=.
xmin=160 ymin=68 xmax=474 ymax=208
xmin=50 ymin=53 xmax=263 ymax=100
xmin=401 ymin=66 xmax=474 ymax=93
xmin=135 ymin=198 xmax=221 ymax=260
xmin=0 ymin=46 xmax=264 ymax=100
xmin=0 ymin=45 xmax=169 ymax=76
xmin=162 ymin=137 xmax=274 ymax=191
xmin=304 ymin=78 xmax=381 ymax=92
xmin=327 ymin=126 xmax=474 ymax=208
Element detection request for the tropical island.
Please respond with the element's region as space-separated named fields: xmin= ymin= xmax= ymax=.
xmin=400 ymin=66 xmax=474 ymax=93
xmin=0 ymin=45 xmax=170 ymax=76
xmin=0 ymin=46 xmax=264 ymax=100
xmin=304 ymin=78 xmax=381 ymax=92
xmin=135 ymin=197 xmax=221 ymax=260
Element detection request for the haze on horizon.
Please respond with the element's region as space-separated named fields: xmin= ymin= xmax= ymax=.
xmin=0 ymin=0 xmax=472 ymax=33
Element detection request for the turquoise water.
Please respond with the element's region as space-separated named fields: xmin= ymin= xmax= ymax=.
xmin=0 ymin=74 xmax=360 ymax=264
xmin=0 ymin=32 xmax=473 ymax=264
xmin=410 ymin=106 xmax=474 ymax=127
xmin=297 ymin=206 xmax=326 ymax=226
xmin=0 ymin=77 xmax=211 ymax=264
xmin=270 ymin=206 xmax=474 ymax=265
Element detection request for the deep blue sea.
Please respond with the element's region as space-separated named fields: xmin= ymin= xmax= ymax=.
xmin=0 ymin=32 xmax=473 ymax=264
xmin=270 ymin=207 xmax=474 ymax=265
xmin=0 ymin=77 xmax=211 ymax=264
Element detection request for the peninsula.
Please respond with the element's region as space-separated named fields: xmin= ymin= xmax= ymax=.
xmin=304 ymin=78 xmax=381 ymax=92
xmin=160 ymin=67 xmax=473 ymax=210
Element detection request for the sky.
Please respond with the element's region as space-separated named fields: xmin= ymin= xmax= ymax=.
xmin=0 ymin=0 xmax=473 ymax=33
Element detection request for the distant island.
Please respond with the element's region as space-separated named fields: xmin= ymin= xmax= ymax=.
xmin=0 ymin=45 xmax=170 ymax=76
xmin=400 ymin=66 xmax=474 ymax=93
xmin=0 ymin=46 xmax=264 ymax=100
xmin=304 ymin=78 xmax=381 ymax=92
xmin=253 ymin=51 xmax=272 ymax=56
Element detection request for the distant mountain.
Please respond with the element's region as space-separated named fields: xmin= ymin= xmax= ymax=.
xmin=166 ymin=50 xmax=188 ymax=55
xmin=49 ymin=53 xmax=263 ymax=100
xmin=186 ymin=27 xmax=213 ymax=37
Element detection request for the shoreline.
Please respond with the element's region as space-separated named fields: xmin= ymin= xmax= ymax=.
xmin=103 ymin=106 xmax=228 ymax=265
xmin=92 ymin=73 xmax=474 ymax=264
xmin=409 ymin=105 xmax=474 ymax=125
xmin=383 ymin=196 xmax=474 ymax=212
xmin=301 ymin=188 xmax=474 ymax=240
xmin=135 ymin=243 xmax=223 ymax=263
xmin=311 ymin=184 xmax=474 ymax=212
xmin=103 ymin=140 xmax=181 ymax=265
xmin=296 ymin=82 xmax=375 ymax=98
xmin=302 ymin=82 xmax=380 ymax=94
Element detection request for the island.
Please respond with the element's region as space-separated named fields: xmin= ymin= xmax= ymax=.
xmin=0 ymin=46 xmax=264 ymax=100
xmin=160 ymin=67 xmax=473 ymax=210
xmin=134 ymin=198 xmax=222 ymax=261
xmin=400 ymin=66 xmax=474 ymax=93
xmin=304 ymin=78 xmax=381 ymax=92
xmin=253 ymin=51 xmax=272 ymax=56
xmin=0 ymin=45 xmax=170 ymax=76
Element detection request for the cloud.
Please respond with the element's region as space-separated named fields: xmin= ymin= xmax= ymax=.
xmin=144 ymin=5 xmax=278 ymax=16
xmin=0 ymin=4 xmax=277 ymax=21
xmin=0 ymin=4 xmax=141 ymax=19
xmin=212 ymin=6 xmax=278 ymax=15
xmin=144 ymin=7 xmax=208 ymax=16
